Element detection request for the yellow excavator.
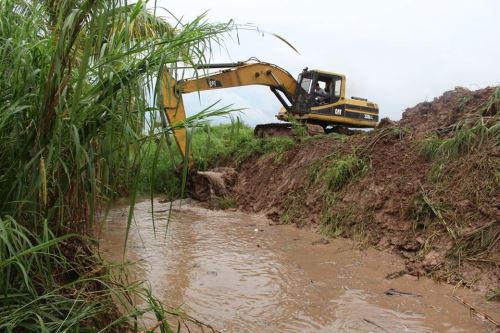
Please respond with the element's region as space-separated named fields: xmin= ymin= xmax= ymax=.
xmin=159 ymin=60 xmax=379 ymax=161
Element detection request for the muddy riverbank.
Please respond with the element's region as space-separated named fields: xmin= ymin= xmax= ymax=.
xmin=97 ymin=198 xmax=499 ymax=332
xmin=202 ymin=87 xmax=500 ymax=291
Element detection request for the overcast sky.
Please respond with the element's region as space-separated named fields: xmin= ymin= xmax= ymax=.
xmin=157 ymin=0 xmax=500 ymax=125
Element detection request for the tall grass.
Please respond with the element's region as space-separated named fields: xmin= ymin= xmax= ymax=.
xmin=0 ymin=0 xmax=235 ymax=329
xmin=0 ymin=217 xmax=220 ymax=332
xmin=192 ymin=121 xmax=296 ymax=167
xmin=0 ymin=217 xmax=115 ymax=331
xmin=138 ymin=122 xmax=297 ymax=194
xmin=0 ymin=0 xmax=232 ymax=231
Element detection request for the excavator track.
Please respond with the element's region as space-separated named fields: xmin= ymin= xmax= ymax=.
xmin=254 ymin=123 xmax=293 ymax=138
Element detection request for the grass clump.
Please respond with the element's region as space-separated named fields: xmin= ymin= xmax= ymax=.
xmin=419 ymin=118 xmax=499 ymax=161
xmin=0 ymin=217 xmax=118 ymax=331
xmin=480 ymin=87 xmax=500 ymax=116
xmin=410 ymin=191 xmax=448 ymax=226
xmin=289 ymin=116 xmax=309 ymax=138
xmin=308 ymin=153 xmax=371 ymax=237
xmin=452 ymin=220 xmax=499 ymax=267
xmin=409 ymin=188 xmax=457 ymax=240
xmin=314 ymin=154 xmax=371 ymax=241
xmin=307 ymin=160 xmax=323 ymax=184
xmin=321 ymin=155 xmax=370 ymax=191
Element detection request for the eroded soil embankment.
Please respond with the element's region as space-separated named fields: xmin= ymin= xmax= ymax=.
xmin=210 ymin=87 xmax=500 ymax=292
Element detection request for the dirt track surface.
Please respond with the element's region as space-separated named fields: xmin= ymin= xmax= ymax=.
xmin=207 ymin=87 xmax=500 ymax=291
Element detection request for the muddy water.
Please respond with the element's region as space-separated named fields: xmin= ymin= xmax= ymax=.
xmin=97 ymin=198 xmax=499 ymax=332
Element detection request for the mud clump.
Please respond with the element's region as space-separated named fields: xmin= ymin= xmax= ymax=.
xmin=377 ymin=117 xmax=395 ymax=128
xmin=190 ymin=167 xmax=237 ymax=202
xmin=203 ymin=86 xmax=500 ymax=291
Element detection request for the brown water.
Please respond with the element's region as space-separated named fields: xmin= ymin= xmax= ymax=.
xmin=97 ymin=198 xmax=500 ymax=332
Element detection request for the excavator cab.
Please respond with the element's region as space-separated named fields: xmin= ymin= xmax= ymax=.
xmin=289 ymin=68 xmax=378 ymax=129
xmin=296 ymin=69 xmax=345 ymax=107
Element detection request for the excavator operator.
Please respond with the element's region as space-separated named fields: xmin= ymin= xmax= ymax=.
xmin=314 ymin=82 xmax=328 ymax=104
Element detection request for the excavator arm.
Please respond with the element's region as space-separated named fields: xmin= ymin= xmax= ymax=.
xmin=159 ymin=61 xmax=300 ymax=162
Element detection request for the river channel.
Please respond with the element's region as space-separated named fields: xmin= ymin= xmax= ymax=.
xmin=97 ymin=197 xmax=499 ymax=332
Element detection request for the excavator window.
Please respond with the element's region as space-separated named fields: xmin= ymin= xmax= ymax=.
xmin=315 ymin=76 xmax=343 ymax=104
xmin=332 ymin=78 xmax=342 ymax=102
xmin=300 ymin=77 xmax=313 ymax=93
xmin=299 ymin=72 xmax=343 ymax=106
xmin=315 ymin=77 xmax=332 ymax=104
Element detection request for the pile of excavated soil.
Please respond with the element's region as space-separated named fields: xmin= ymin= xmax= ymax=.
xmin=399 ymin=86 xmax=498 ymax=132
xmin=205 ymin=87 xmax=500 ymax=291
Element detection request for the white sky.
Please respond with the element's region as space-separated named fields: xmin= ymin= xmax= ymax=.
xmin=157 ymin=0 xmax=500 ymax=125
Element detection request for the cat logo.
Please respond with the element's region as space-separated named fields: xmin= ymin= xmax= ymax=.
xmin=364 ymin=114 xmax=373 ymax=120
xmin=334 ymin=108 xmax=342 ymax=115
xmin=207 ymin=79 xmax=222 ymax=88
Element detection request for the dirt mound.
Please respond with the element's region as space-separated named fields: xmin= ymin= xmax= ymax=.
xmin=205 ymin=87 xmax=500 ymax=292
xmin=399 ymin=86 xmax=497 ymax=132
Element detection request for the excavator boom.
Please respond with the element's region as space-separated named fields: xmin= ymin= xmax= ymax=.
xmin=159 ymin=61 xmax=300 ymax=159
xmin=180 ymin=62 xmax=299 ymax=99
